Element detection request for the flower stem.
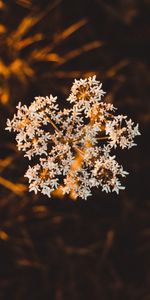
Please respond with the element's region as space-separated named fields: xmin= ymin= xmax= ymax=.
xmin=47 ymin=117 xmax=60 ymax=132
xmin=96 ymin=136 xmax=109 ymax=140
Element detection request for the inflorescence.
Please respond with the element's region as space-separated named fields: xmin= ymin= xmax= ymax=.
xmin=6 ymin=76 xmax=140 ymax=200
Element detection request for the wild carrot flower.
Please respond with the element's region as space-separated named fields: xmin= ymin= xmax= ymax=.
xmin=6 ymin=76 xmax=140 ymax=200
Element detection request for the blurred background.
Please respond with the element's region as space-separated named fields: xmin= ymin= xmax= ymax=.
xmin=0 ymin=0 xmax=150 ymax=299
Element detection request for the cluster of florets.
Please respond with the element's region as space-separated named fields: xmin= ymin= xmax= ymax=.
xmin=6 ymin=76 xmax=140 ymax=200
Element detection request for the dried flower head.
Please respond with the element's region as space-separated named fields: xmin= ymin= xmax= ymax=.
xmin=6 ymin=76 xmax=140 ymax=200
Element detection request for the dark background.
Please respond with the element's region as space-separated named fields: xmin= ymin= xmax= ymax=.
xmin=0 ymin=0 xmax=150 ymax=299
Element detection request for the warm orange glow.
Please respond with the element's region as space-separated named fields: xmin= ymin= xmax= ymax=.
xmin=0 ymin=24 xmax=6 ymax=34
xmin=0 ymin=230 xmax=9 ymax=241
xmin=52 ymin=185 xmax=64 ymax=198
xmin=71 ymin=150 xmax=84 ymax=171
xmin=40 ymin=168 xmax=49 ymax=180
xmin=0 ymin=0 xmax=4 ymax=9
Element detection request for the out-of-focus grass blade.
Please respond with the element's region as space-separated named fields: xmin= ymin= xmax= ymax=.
xmin=56 ymin=40 xmax=104 ymax=67
xmin=0 ymin=176 xmax=27 ymax=195
xmin=31 ymin=19 xmax=88 ymax=62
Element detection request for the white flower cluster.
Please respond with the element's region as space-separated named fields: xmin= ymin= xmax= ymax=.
xmin=6 ymin=76 xmax=140 ymax=200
